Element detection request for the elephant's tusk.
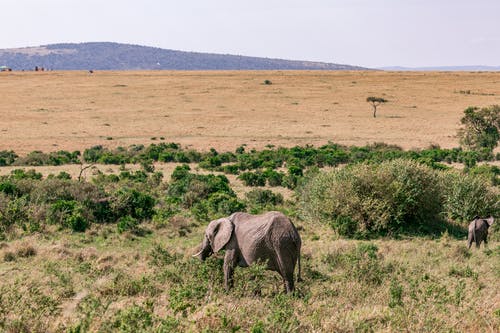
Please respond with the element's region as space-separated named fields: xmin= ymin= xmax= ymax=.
xmin=192 ymin=249 xmax=203 ymax=257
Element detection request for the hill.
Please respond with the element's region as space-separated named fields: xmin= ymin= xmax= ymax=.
xmin=0 ymin=42 xmax=367 ymax=70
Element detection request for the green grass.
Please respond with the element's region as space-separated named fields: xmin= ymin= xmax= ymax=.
xmin=0 ymin=222 xmax=498 ymax=332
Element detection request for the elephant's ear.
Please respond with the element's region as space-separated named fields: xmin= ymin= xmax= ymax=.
xmin=207 ymin=218 xmax=234 ymax=253
xmin=485 ymin=217 xmax=494 ymax=226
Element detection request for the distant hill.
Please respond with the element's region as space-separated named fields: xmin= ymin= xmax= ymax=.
xmin=0 ymin=42 xmax=368 ymax=71
xmin=379 ymin=65 xmax=500 ymax=71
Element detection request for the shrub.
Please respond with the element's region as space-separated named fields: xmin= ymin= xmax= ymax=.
xmin=298 ymin=159 xmax=444 ymax=237
xmin=263 ymin=169 xmax=284 ymax=186
xmin=0 ymin=150 xmax=18 ymax=166
xmin=441 ymin=171 xmax=499 ymax=222
xmin=238 ymin=171 xmax=267 ymax=187
xmin=117 ymin=215 xmax=139 ymax=234
xmin=191 ymin=192 xmax=245 ymax=222
xmin=458 ymin=105 xmax=500 ymax=151
xmin=245 ymin=189 xmax=284 ymax=213
xmin=167 ymin=166 xmax=236 ymax=208
xmin=468 ymin=164 xmax=500 ymax=186
xmin=10 ymin=169 xmax=43 ymax=180
xmin=47 ymin=199 xmax=89 ymax=232
xmin=110 ymin=188 xmax=155 ymax=220
xmin=0 ymin=195 xmax=31 ymax=233
xmin=0 ymin=181 xmax=17 ymax=196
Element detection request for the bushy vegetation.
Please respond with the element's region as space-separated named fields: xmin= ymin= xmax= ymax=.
xmin=0 ymin=142 xmax=498 ymax=331
xmin=458 ymin=105 xmax=500 ymax=151
xmin=298 ymin=159 xmax=499 ymax=238
xmin=2 ymin=140 xmax=498 ymax=171
xmin=0 ymin=169 xmax=159 ymax=237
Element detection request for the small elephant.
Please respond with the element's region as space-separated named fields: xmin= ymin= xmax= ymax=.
xmin=193 ymin=211 xmax=302 ymax=293
xmin=467 ymin=216 xmax=494 ymax=249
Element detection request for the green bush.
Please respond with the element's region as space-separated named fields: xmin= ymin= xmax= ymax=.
xmin=458 ymin=105 xmax=500 ymax=151
xmin=110 ymin=188 xmax=155 ymax=220
xmin=117 ymin=215 xmax=139 ymax=234
xmin=47 ymin=200 xmax=89 ymax=232
xmin=238 ymin=171 xmax=267 ymax=187
xmin=441 ymin=171 xmax=499 ymax=222
xmin=10 ymin=169 xmax=43 ymax=180
xmin=0 ymin=150 xmax=18 ymax=166
xmin=263 ymin=169 xmax=284 ymax=186
xmin=191 ymin=192 xmax=245 ymax=222
xmin=298 ymin=159 xmax=444 ymax=237
xmin=245 ymin=189 xmax=284 ymax=214
xmin=468 ymin=164 xmax=500 ymax=186
xmin=167 ymin=166 xmax=236 ymax=207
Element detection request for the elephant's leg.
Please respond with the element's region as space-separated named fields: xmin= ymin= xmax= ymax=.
xmin=223 ymin=250 xmax=236 ymax=291
xmin=467 ymin=234 xmax=473 ymax=249
xmin=276 ymin=252 xmax=296 ymax=293
xmin=283 ymin=271 xmax=294 ymax=293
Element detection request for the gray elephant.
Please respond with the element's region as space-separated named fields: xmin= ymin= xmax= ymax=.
xmin=467 ymin=216 xmax=494 ymax=249
xmin=193 ymin=211 xmax=302 ymax=293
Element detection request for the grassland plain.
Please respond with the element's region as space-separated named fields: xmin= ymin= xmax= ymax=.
xmin=0 ymin=222 xmax=498 ymax=332
xmin=0 ymin=71 xmax=499 ymax=332
xmin=1 ymin=70 xmax=500 ymax=154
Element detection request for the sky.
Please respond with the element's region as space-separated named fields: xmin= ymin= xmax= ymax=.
xmin=1 ymin=0 xmax=499 ymax=68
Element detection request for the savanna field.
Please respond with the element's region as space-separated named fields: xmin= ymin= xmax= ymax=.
xmin=0 ymin=71 xmax=499 ymax=332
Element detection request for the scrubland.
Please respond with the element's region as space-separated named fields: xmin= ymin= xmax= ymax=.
xmin=0 ymin=71 xmax=499 ymax=332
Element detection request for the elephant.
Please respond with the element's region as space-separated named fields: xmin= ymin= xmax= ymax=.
xmin=467 ymin=216 xmax=494 ymax=249
xmin=193 ymin=211 xmax=302 ymax=293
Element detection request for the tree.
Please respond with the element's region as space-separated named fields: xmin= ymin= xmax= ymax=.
xmin=458 ymin=105 xmax=500 ymax=151
xmin=366 ymin=96 xmax=388 ymax=118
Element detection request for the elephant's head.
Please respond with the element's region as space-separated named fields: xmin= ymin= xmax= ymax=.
xmin=193 ymin=217 xmax=234 ymax=261
xmin=485 ymin=216 xmax=494 ymax=227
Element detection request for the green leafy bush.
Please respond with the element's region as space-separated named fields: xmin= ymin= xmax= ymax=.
xmin=47 ymin=200 xmax=89 ymax=232
xmin=191 ymin=192 xmax=245 ymax=222
xmin=117 ymin=215 xmax=139 ymax=234
xmin=441 ymin=171 xmax=499 ymax=222
xmin=245 ymin=189 xmax=284 ymax=214
xmin=0 ymin=150 xmax=18 ymax=166
xmin=458 ymin=105 xmax=500 ymax=151
xmin=299 ymin=159 xmax=444 ymax=237
xmin=468 ymin=164 xmax=500 ymax=186
xmin=238 ymin=171 xmax=267 ymax=187
xmin=110 ymin=188 xmax=155 ymax=220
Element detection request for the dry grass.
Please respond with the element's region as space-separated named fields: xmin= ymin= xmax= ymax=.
xmin=1 ymin=70 xmax=500 ymax=154
xmin=0 ymin=223 xmax=498 ymax=332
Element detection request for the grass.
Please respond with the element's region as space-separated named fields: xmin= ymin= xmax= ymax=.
xmin=0 ymin=221 xmax=498 ymax=332
xmin=0 ymin=70 xmax=499 ymax=331
xmin=2 ymin=71 xmax=500 ymax=154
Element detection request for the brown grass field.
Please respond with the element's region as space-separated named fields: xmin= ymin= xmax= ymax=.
xmin=1 ymin=70 xmax=500 ymax=154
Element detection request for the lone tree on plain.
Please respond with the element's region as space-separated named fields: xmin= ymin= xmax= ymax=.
xmin=458 ymin=105 xmax=500 ymax=151
xmin=366 ymin=96 xmax=388 ymax=118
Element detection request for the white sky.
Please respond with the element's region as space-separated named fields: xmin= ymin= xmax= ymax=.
xmin=1 ymin=0 xmax=499 ymax=68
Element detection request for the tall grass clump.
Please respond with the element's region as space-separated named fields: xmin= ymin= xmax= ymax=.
xmin=298 ymin=159 xmax=444 ymax=237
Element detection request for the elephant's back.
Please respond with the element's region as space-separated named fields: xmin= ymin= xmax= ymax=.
xmin=267 ymin=212 xmax=301 ymax=248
